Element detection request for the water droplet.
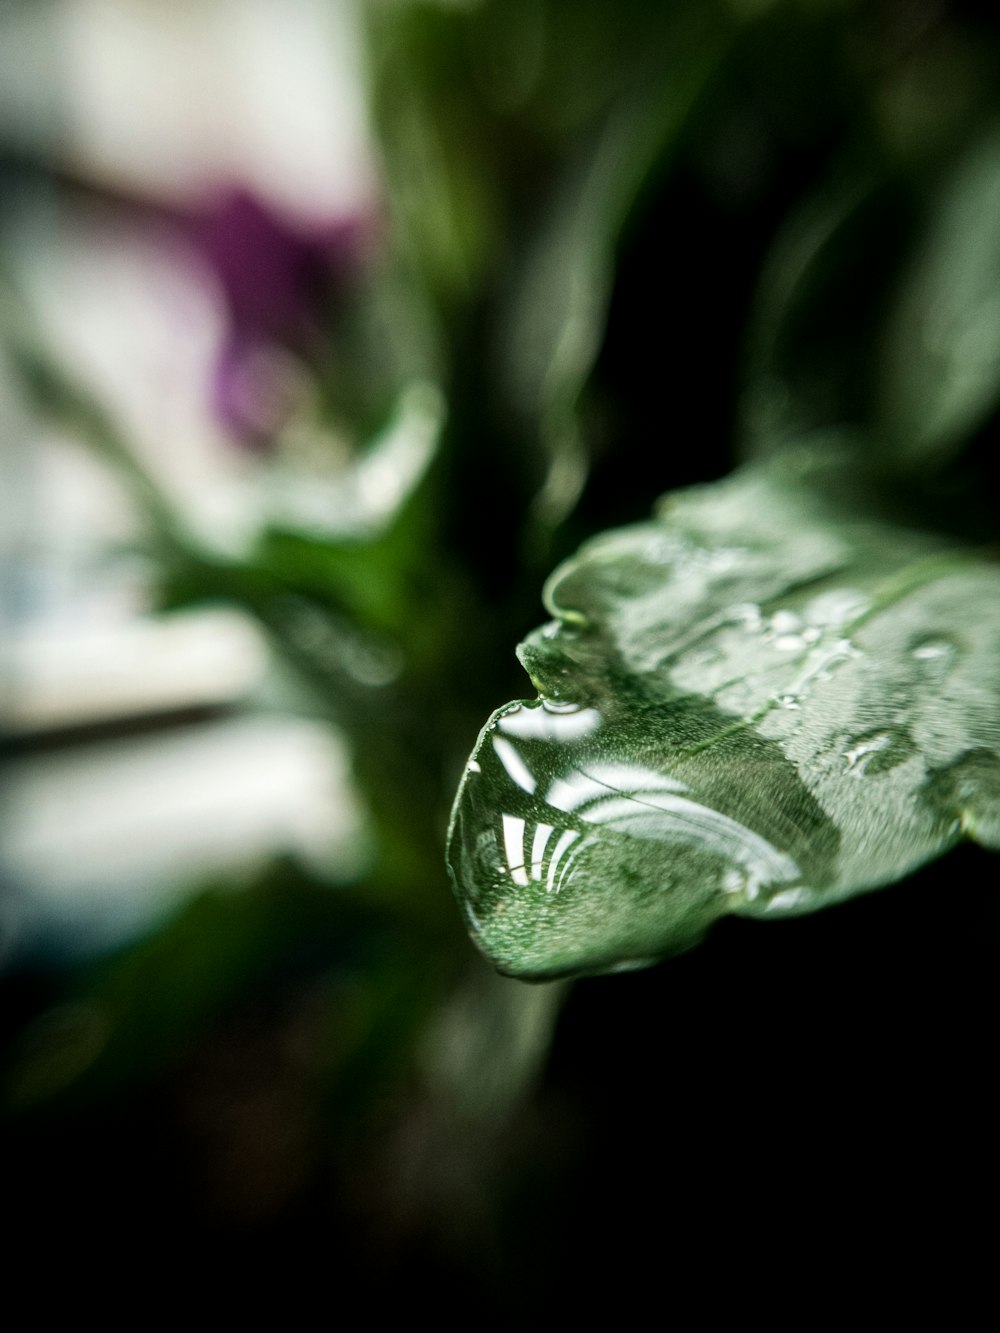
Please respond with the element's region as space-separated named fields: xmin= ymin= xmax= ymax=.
xmin=921 ymin=748 xmax=1000 ymax=845
xmin=773 ymin=633 xmax=807 ymax=653
xmin=803 ymin=588 xmax=870 ymax=628
xmin=721 ymin=867 xmax=750 ymax=900
xmin=447 ymin=699 xmax=820 ymax=977
xmin=770 ymin=610 xmax=802 ymax=635
xmin=762 ymin=886 xmax=810 ymax=913
xmin=497 ymin=701 xmax=601 ymax=741
xmin=912 ymin=641 xmax=950 ymax=660
xmin=909 ymin=634 xmax=961 ymax=678
xmin=776 ymin=637 xmax=859 ymax=710
xmin=843 ymin=727 xmax=915 ymax=776
xmin=728 ymin=602 xmax=763 ymax=631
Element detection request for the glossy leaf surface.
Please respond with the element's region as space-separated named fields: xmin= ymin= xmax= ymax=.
xmin=448 ymin=453 xmax=1000 ymax=979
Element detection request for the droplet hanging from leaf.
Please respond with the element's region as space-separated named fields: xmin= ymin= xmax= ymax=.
xmin=448 ymin=451 xmax=1000 ymax=979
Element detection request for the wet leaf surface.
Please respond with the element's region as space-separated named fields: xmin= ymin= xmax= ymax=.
xmin=448 ymin=451 xmax=1000 ymax=978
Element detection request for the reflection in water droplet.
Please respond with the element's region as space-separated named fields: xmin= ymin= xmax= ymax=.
xmin=775 ymin=637 xmax=858 ymax=710
xmin=502 ymin=813 xmax=530 ymax=886
xmin=448 ymin=699 xmax=821 ymax=976
xmin=845 ymin=732 xmax=891 ymax=772
xmin=541 ymin=698 xmax=586 ymax=714
xmin=497 ymin=702 xmax=601 ymax=741
xmin=909 ymin=633 xmax=961 ymax=678
xmin=763 ymin=887 xmax=811 ymax=913
xmin=546 ymin=827 xmax=580 ymax=894
xmin=722 ymin=867 xmax=747 ymax=897
xmin=492 ymin=736 xmax=537 ymax=793
xmin=843 ymin=726 xmax=915 ymax=775
xmin=728 ymin=602 xmax=763 ymax=630
xmin=770 ymin=610 xmax=802 ymax=635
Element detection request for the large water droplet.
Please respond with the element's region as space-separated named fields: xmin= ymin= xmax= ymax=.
xmin=447 ymin=698 xmax=834 ymax=977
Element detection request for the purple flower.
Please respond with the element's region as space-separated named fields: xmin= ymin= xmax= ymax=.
xmin=189 ymin=187 xmax=375 ymax=443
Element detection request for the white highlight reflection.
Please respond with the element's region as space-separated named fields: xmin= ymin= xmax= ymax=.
xmin=492 ymin=736 xmax=537 ymax=794
xmin=502 ymin=813 xmax=529 ymax=886
xmin=545 ymin=760 xmax=798 ymax=898
xmin=530 ymin=823 xmax=554 ymax=879
xmin=498 ymin=705 xmax=601 ymax=741
xmin=546 ymin=828 xmax=580 ymax=894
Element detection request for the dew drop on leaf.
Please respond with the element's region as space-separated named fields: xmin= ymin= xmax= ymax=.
xmin=448 ymin=457 xmax=1000 ymax=979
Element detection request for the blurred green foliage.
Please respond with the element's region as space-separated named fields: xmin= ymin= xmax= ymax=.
xmin=3 ymin=0 xmax=999 ymax=1306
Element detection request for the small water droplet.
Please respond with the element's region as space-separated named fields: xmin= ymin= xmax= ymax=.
xmin=728 ymin=602 xmax=763 ymax=630
xmin=777 ymin=637 xmax=858 ymax=707
xmin=498 ymin=701 xmax=602 ymax=741
xmin=773 ymin=633 xmax=807 ymax=653
xmin=843 ymin=727 xmax=914 ymax=775
xmin=909 ymin=634 xmax=961 ymax=676
xmin=763 ymin=887 xmax=809 ymax=913
xmin=770 ymin=610 xmax=802 ymax=635
xmin=920 ymin=748 xmax=1000 ymax=846
xmin=803 ymin=588 xmax=870 ymax=628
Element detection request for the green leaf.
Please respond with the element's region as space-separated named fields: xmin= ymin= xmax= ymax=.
xmin=740 ymin=175 xmax=912 ymax=451
xmin=447 ymin=449 xmax=1000 ymax=979
xmin=496 ymin=4 xmax=736 ymax=526
xmin=878 ymin=122 xmax=1000 ymax=466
